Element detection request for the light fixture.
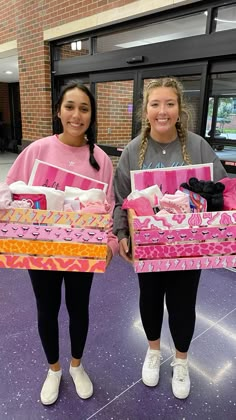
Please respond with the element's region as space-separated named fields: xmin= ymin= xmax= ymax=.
xmin=76 ymin=40 xmax=82 ymax=50
xmin=214 ymin=17 xmax=236 ymax=23
xmin=71 ymin=40 xmax=82 ymax=51
xmin=5 ymin=70 xmax=13 ymax=74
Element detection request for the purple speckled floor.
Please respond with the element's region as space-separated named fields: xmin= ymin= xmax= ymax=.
xmin=0 ymin=257 xmax=235 ymax=420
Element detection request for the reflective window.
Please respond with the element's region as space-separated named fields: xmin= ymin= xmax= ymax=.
xmin=95 ymin=13 xmax=207 ymax=53
xmin=95 ymin=80 xmax=134 ymax=167
xmin=206 ymin=73 xmax=236 ymax=155
xmin=143 ymin=75 xmax=201 ymax=133
xmin=214 ymin=5 xmax=236 ymax=31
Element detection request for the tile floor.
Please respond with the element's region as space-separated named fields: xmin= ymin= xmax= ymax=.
xmin=0 ymin=259 xmax=235 ymax=420
xmin=0 ymin=152 xmax=235 ymax=420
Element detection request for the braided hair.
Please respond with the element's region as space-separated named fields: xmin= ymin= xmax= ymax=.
xmin=56 ymin=81 xmax=100 ymax=171
xmin=138 ymin=77 xmax=192 ymax=169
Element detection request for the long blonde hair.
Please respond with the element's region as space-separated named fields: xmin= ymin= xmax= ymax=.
xmin=138 ymin=77 xmax=192 ymax=169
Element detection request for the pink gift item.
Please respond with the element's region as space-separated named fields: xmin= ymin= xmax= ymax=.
xmin=179 ymin=187 xmax=207 ymax=213
xmin=9 ymin=181 xmax=65 ymax=210
xmin=127 ymin=185 xmax=162 ymax=207
xmin=65 ymin=186 xmax=106 ymax=205
xmin=79 ymin=201 xmax=111 ymax=214
xmin=10 ymin=200 xmax=32 ymax=209
xmin=0 ymin=182 xmax=12 ymax=209
xmin=219 ymin=177 xmax=236 ymax=210
xmin=159 ymin=190 xmax=191 ymax=214
xmin=64 ymin=199 xmax=81 ymax=212
xmin=12 ymin=193 xmax=47 ymax=209
xmin=122 ymin=196 xmax=154 ymax=216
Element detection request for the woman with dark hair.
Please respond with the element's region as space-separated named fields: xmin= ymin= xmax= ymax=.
xmin=6 ymin=82 xmax=118 ymax=405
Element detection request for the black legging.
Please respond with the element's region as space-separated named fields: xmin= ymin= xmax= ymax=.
xmin=29 ymin=269 xmax=93 ymax=364
xmin=138 ymin=270 xmax=201 ymax=353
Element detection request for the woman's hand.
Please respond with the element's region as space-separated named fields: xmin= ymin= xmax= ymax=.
xmin=119 ymin=237 xmax=133 ymax=263
xmin=106 ymin=245 xmax=113 ymax=267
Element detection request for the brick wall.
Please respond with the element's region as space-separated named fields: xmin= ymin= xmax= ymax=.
xmin=59 ymin=44 xmax=89 ymax=59
xmin=0 ymin=1 xmax=16 ymax=44
xmin=14 ymin=1 xmax=52 ymax=143
xmin=186 ymin=95 xmax=199 ymax=133
xmin=0 ymin=0 xmax=137 ymax=144
xmin=96 ymin=81 xmax=133 ymax=148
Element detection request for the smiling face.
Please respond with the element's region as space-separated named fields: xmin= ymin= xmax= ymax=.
xmin=58 ymin=87 xmax=92 ymax=146
xmin=146 ymin=86 xmax=180 ymax=142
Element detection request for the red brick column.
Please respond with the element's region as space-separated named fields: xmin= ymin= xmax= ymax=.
xmin=16 ymin=1 xmax=52 ymax=146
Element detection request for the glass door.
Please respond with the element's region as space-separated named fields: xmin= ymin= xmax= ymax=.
xmin=90 ymin=71 xmax=136 ymax=168
xmin=139 ymin=64 xmax=206 ymax=137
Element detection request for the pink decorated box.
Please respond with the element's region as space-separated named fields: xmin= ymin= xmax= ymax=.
xmin=128 ymin=165 xmax=236 ymax=272
xmin=128 ymin=209 xmax=236 ymax=272
xmin=0 ymin=208 xmax=110 ymax=273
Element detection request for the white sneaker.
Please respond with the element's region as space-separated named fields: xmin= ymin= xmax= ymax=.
xmin=171 ymin=358 xmax=190 ymax=399
xmin=40 ymin=369 xmax=62 ymax=405
xmin=69 ymin=363 xmax=93 ymax=399
xmin=142 ymin=348 xmax=160 ymax=387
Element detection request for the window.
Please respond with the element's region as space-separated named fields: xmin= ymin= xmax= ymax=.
xmin=94 ymin=12 xmax=207 ymax=53
xmin=56 ymin=39 xmax=90 ymax=60
xmin=206 ymin=73 xmax=236 ymax=152
xmin=214 ymin=4 xmax=236 ymax=31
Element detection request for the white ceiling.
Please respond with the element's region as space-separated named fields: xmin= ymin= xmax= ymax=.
xmin=0 ymin=54 xmax=19 ymax=83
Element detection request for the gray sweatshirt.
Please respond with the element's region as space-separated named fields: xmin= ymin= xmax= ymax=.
xmin=113 ymin=131 xmax=227 ymax=240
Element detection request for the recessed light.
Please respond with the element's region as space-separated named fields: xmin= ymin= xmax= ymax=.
xmin=5 ymin=70 xmax=13 ymax=74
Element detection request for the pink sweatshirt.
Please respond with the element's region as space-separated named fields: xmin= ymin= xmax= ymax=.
xmin=6 ymin=135 xmax=118 ymax=256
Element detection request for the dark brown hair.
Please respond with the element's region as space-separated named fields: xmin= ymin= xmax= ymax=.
xmin=56 ymin=81 xmax=100 ymax=171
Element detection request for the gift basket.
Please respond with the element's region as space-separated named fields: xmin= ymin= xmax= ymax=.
xmin=125 ymin=165 xmax=236 ymax=273
xmin=0 ymin=174 xmax=111 ymax=273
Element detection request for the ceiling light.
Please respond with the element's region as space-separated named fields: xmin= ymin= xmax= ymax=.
xmin=76 ymin=41 xmax=82 ymax=50
xmin=71 ymin=40 xmax=82 ymax=51
xmin=214 ymin=17 xmax=236 ymax=23
xmin=5 ymin=70 xmax=13 ymax=74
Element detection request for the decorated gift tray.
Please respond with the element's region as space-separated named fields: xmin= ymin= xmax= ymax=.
xmin=0 ymin=208 xmax=110 ymax=272
xmin=128 ymin=209 xmax=236 ymax=273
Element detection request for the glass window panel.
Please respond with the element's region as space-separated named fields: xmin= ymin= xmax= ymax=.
xmin=214 ymin=5 xmax=236 ymax=32
xmin=143 ymin=75 xmax=201 ymax=133
xmin=95 ymin=13 xmax=207 ymax=53
xmin=209 ymin=73 xmax=236 ymax=96
xmin=95 ymin=80 xmax=134 ymax=167
xmin=206 ymin=73 xmax=236 ymax=155
xmin=56 ymin=39 xmax=90 ymax=60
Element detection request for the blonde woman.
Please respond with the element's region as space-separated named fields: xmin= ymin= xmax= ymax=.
xmin=113 ymin=77 xmax=226 ymax=399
